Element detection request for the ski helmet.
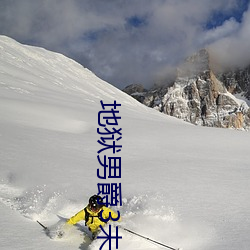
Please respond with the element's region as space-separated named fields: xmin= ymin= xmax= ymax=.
xmin=89 ymin=195 xmax=104 ymax=211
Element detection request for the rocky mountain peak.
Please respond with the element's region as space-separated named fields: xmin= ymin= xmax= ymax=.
xmin=177 ymin=48 xmax=210 ymax=78
xmin=123 ymin=49 xmax=250 ymax=130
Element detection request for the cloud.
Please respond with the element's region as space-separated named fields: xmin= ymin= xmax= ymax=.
xmin=209 ymin=4 xmax=250 ymax=69
xmin=200 ymin=18 xmax=240 ymax=45
xmin=0 ymin=0 xmax=249 ymax=88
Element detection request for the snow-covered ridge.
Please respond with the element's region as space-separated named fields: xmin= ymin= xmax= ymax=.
xmin=0 ymin=35 xmax=157 ymax=134
xmin=0 ymin=35 xmax=141 ymax=105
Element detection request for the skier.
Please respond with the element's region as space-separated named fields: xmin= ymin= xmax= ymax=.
xmin=66 ymin=195 xmax=121 ymax=239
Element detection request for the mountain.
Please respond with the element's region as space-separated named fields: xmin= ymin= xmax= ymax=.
xmin=217 ymin=66 xmax=250 ymax=99
xmin=1 ymin=36 xmax=250 ymax=250
xmin=123 ymin=49 xmax=250 ymax=130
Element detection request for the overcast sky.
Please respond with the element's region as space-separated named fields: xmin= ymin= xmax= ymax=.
xmin=0 ymin=0 xmax=249 ymax=89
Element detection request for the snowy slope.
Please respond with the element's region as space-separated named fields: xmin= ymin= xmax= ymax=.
xmin=0 ymin=36 xmax=250 ymax=250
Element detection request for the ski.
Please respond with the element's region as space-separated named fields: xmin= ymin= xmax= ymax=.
xmin=121 ymin=226 xmax=181 ymax=250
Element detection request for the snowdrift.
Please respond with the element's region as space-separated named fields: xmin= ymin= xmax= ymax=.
xmin=0 ymin=36 xmax=250 ymax=250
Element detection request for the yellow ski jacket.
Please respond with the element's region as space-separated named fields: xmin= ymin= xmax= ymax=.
xmin=67 ymin=206 xmax=121 ymax=233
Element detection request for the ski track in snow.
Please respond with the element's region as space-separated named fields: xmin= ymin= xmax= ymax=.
xmin=0 ymin=180 xmax=211 ymax=250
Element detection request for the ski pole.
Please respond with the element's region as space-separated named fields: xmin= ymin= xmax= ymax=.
xmin=37 ymin=220 xmax=48 ymax=230
xmin=120 ymin=226 xmax=181 ymax=250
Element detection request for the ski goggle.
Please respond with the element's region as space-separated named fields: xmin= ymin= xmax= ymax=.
xmin=89 ymin=203 xmax=101 ymax=212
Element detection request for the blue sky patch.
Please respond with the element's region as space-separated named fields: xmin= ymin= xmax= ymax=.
xmin=126 ymin=15 xmax=147 ymax=28
xmin=206 ymin=0 xmax=249 ymax=29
